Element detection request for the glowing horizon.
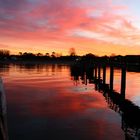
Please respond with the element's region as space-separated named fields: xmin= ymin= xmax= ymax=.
xmin=0 ymin=0 xmax=140 ymax=56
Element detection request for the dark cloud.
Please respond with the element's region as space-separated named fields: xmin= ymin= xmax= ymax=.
xmin=0 ymin=0 xmax=28 ymax=9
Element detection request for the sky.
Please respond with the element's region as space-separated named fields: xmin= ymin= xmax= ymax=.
xmin=0 ymin=0 xmax=140 ymax=56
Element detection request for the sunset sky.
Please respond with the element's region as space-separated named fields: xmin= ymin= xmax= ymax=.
xmin=0 ymin=0 xmax=140 ymax=56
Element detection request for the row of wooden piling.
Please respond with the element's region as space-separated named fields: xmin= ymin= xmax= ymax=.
xmin=93 ymin=64 xmax=126 ymax=96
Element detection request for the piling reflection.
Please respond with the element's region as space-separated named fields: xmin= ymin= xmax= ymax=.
xmin=71 ymin=65 xmax=140 ymax=140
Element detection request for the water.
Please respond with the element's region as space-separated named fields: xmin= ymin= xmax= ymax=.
xmin=0 ymin=63 xmax=140 ymax=140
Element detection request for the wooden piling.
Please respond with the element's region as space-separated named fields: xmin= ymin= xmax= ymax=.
xmin=103 ymin=66 xmax=106 ymax=85
xmin=93 ymin=67 xmax=94 ymax=78
xmin=110 ymin=66 xmax=114 ymax=91
xmin=98 ymin=65 xmax=101 ymax=80
xmin=121 ymin=65 xmax=126 ymax=98
xmin=94 ymin=66 xmax=97 ymax=79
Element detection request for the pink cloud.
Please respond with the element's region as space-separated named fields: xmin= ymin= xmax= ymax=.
xmin=0 ymin=0 xmax=140 ymax=55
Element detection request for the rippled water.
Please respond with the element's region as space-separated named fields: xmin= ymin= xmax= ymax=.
xmin=0 ymin=63 xmax=140 ymax=140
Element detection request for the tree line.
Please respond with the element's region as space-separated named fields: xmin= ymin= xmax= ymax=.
xmin=0 ymin=48 xmax=77 ymax=61
xmin=0 ymin=49 xmax=140 ymax=65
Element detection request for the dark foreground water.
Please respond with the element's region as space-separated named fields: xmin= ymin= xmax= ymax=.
xmin=0 ymin=64 xmax=140 ymax=140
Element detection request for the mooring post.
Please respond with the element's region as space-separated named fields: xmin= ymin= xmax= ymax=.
xmin=103 ymin=66 xmax=106 ymax=85
xmin=85 ymin=72 xmax=87 ymax=85
xmin=121 ymin=65 xmax=126 ymax=98
xmin=0 ymin=77 xmax=8 ymax=140
xmin=98 ymin=65 xmax=101 ymax=80
xmin=93 ymin=66 xmax=94 ymax=78
xmin=94 ymin=66 xmax=97 ymax=79
xmin=110 ymin=66 xmax=114 ymax=91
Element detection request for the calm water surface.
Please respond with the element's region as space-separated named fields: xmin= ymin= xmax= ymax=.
xmin=0 ymin=64 xmax=140 ymax=140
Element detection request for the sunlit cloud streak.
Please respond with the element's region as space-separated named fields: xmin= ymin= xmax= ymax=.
xmin=0 ymin=0 xmax=140 ymax=55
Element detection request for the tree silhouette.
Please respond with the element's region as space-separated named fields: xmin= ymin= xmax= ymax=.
xmin=69 ymin=48 xmax=76 ymax=56
xmin=0 ymin=49 xmax=10 ymax=56
xmin=51 ymin=52 xmax=56 ymax=58
xmin=45 ymin=53 xmax=50 ymax=57
xmin=0 ymin=49 xmax=10 ymax=59
xmin=36 ymin=53 xmax=43 ymax=56
xmin=19 ymin=52 xmax=22 ymax=56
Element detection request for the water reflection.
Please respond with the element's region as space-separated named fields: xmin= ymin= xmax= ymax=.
xmin=0 ymin=64 xmax=10 ymax=76
xmin=0 ymin=63 xmax=140 ymax=140
xmin=71 ymin=66 xmax=140 ymax=139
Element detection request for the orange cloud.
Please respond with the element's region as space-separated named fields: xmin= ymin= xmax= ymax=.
xmin=0 ymin=0 xmax=140 ymax=55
